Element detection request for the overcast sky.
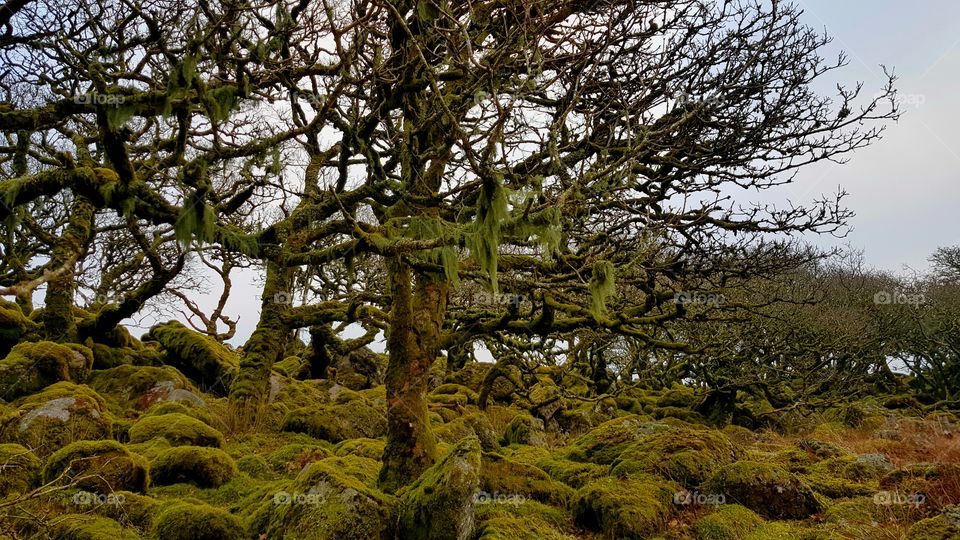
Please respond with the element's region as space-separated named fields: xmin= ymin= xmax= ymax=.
xmin=133 ymin=1 xmax=960 ymax=344
xmin=789 ymin=0 xmax=960 ymax=273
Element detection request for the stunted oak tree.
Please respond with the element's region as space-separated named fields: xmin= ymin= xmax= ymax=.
xmin=0 ymin=0 xmax=897 ymax=491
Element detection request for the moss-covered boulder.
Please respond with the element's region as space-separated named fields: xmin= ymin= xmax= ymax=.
xmin=703 ymin=461 xmax=824 ymax=519
xmin=281 ymin=399 xmax=386 ymax=443
xmin=47 ymin=515 xmax=140 ymax=540
xmin=0 ymin=443 xmax=41 ymax=496
xmin=906 ymin=513 xmax=960 ymax=540
xmin=657 ymin=385 xmax=698 ymax=408
xmin=566 ymin=415 xmax=670 ymax=464
xmin=610 ymin=426 xmax=738 ymax=487
xmin=395 ymin=436 xmax=482 ymax=540
xmin=533 ymin=456 xmax=607 ymax=489
xmin=502 ymin=414 xmax=547 ymax=447
xmin=0 ymin=383 xmax=112 ymax=452
xmin=842 ymin=453 xmax=893 ymax=482
xmin=153 ymin=501 xmax=245 ymax=540
xmin=572 ymin=475 xmax=676 ymax=539
xmin=693 ymin=504 xmax=765 ymax=540
xmin=236 ymin=454 xmax=273 ymax=480
xmin=0 ymin=341 xmax=93 ymax=400
xmin=142 ymin=320 xmax=238 ymax=395
xmin=474 ymin=500 xmax=576 ymax=540
xmin=479 ymin=453 xmax=575 ymax=507
xmin=0 ymin=299 xmax=39 ymax=358
xmin=435 ymin=412 xmax=501 ymax=452
xmin=86 ymin=364 xmax=198 ymax=412
xmin=150 ymin=446 xmax=237 ymax=488
xmin=334 ymin=438 xmax=386 ymax=460
xmin=251 ymin=458 xmax=396 ymax=539
xmin=128 ymin=413 xmax=224 ymax=447
xmin=267 ymin=443 xmax=333 ymax=475
xmin=43 ymin=440 xmax=149 ymax=493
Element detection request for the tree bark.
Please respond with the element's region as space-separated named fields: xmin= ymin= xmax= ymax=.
xmin=378 ymin=256 xmax=448 ymax=493
xmin=40 ymin=195 xmax=94 ymax=342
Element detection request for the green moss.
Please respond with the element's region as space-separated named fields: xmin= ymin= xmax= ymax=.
xmin=267 ymin=443 xmax=332 ymax=475
xmin=0 ymin=383 xmax=112 ymax=453
xmin=610 ymin=426 xmax=737 ymax=487
xmin=657 ymin=385 xmax=698 ymax=408
xmin=702 ymin=461 xmax=825 ymax=519
xmin=152 ymin=501 xmax=244 ymax=540
xmin=906 ymin=514 xmax=960 ymax=540
xmin=742 ymin=522 xmax=818 ymax=540
xmin=334 ymin=437 xmax=386 ymax=460
xmin=281 ymin=399 xmax=386 ymax=443
xmin=502 ymin=414 xmax=546 ymax=447
xmin=318 ymin=454 xmax=382 ymax=488
xmin=480 ymin=452 xmax=575 ymax=507
xmin=693 ymin=504 xmax=765 ymax=540
xmin=150 ymin=446 xmax=237 ymax=488
xmin=842 ymin=454 xmax=893 ymax=482
xmin=801 ymin=471 xmax=873 ymax=498
xmin=0 ymin=443 xmax=40 ymax=496
xmin=0 ymin=298 xmax=39 ymax=357
xmin=273 ymin=355 xmax=309 ymax=379
xmin=534 ymin=456 xmax=607 ymax=489
xmin=251 ymin=458 xmax=396 ymax=539
xmin=237 ymin=454 xmax=273 ymax=480
xmin=87 ymin=364 xmax=197 ymax=411
xmin=435 ymin=412 xmax=501 ymax=452
xmin=395 ymin=436 xmax=482 ymax=540
xmin=142 ymin=401 xmax=215 ymax=428
xmin=128 ymin=413 xmax=224 ymax=447
xmin=566 ymin=415 xmax=671 ymax=464
xmin=0 ymin=341 xmax=93 ymax=400
xmin=48 ymin=515 xmax=140 ymax=540
xmin=431 ymin=383 xmax=480 ymax=404
xmin=143 ymin=321 xmax=238 ymax=395
xmin=572 ymin=475 xmax=676 ymax=539
xmin=474 ymin=500 xmax=575 ymax=539
xmin=44 ymin=440 xmax=149 ymax=493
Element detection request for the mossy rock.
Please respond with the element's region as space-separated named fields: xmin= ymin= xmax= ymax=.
xmin=334 ymin=437 xmax=386 ymax=460
xmin=0 ymin=298 xmax=39 ymax=358
xmin=502 ymin=414 xmax=546 ymax=447
xmin=395 ymin=436 xmax=482 ymax=540
xmin=432 ymin=383 xmax=480 ymax=403
xmin=842 ymin=453 xmax=893 ymax=482
xmin=88 ymin=343 xmax=149 ymax=370
xmin=566 ymin=415 xmax=671 ymax=465
xmin=445 ymin=363 xmax=492 ymax=392
xmin=480 ymin=452 xmax=575 ymax=507
xmin=693 ymin=504 xmax=765 ymax=540
xmin=656 ymin=385 xmax=698 ymax=408
xmin=46 ymin=515 xmax=140 ymax=540
xmin=742 ymin=521 xmax=818 ymax=540
xmin=281 ymin=399 xmax=386 ymax=443
xmin=150 ymin=446 xmax=237 ymax=488
xmin=267 ymin=443 xmax=333 ymax=475
xmin=236 ymin=454 xmax=274 ymax=480
xmin=534 ymin=456 xmax=607 ymax=489
xmin=128 ymin=413 xmax=224 ymax=447
xmin=610 ymin=426 xmax=737 ymax=487
xmin=823 ymin=496 xmax=880 ymax=526
xmin=435 ymin=412 xmax=501 ymax=452
xmin=572 ymin=475 xmax=676 ymax=539
xmin=703 ymin=461 xmax=824 ymax=519
xmin=801 ymin=471 xmax=873 ymax=499
xmin=474 ymin=500 xmax=576 ymax=540
xmin=0 ymin=443 xmax=41 ymax=497
xmin=906 ymin=512 xmax=960 ymax=540
xmin=86 ymin=364 xmax=198 ymax=411
xmin=251 ymin=458 xmax=396 ymax=539
xmin=318 ymin=454 xmax=382 ymax=488
xmin=0 ymin=383 xmax=112 ymax=453
xmin=152 ymin=501 xmax=245 ymax=540
xmin=44 ymin=440 xmax=149 ymax=494
xmin=141 ymin=400 xmax=214 ymax=428
xmin=0 ymin=341 xmax=93 ymax=400
xmin=795 ymin=439 xmax=846 ymax=459
xmin=142 ymin=320 xmax=238 ymax=395
xmin=273 ymin=355 xmax=310 ymax=379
